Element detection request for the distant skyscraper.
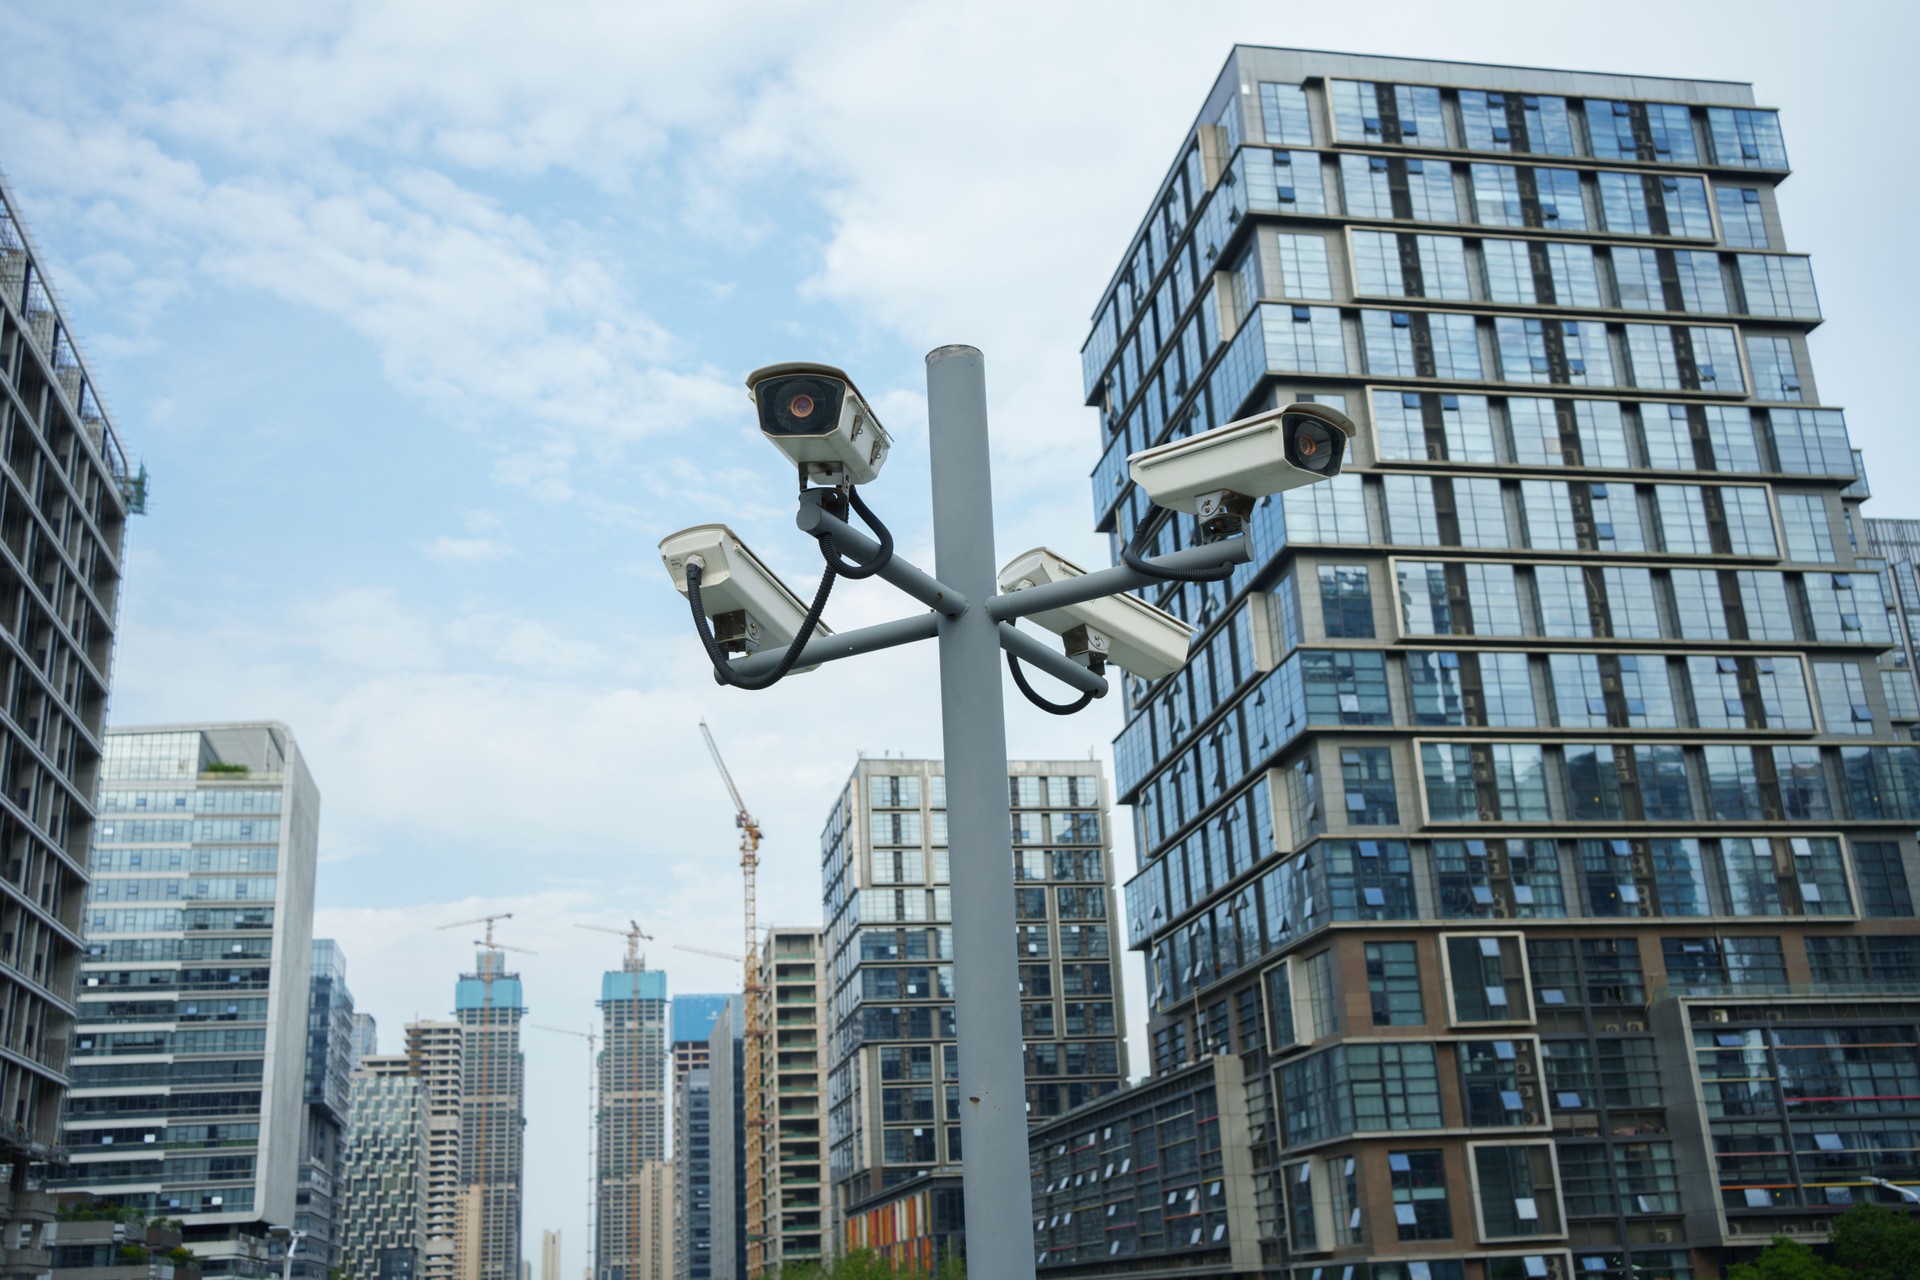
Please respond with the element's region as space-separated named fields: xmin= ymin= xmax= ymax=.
xmin=63 ymin=723 xmax=320 ymax=1275
xmin=595 ymin=963 xmax=666 ymax=1280
xmin=0 ymin=171 xmax=138 ymax=1250
xmin=343 ymin=1053 xmax=428 ymax=1280
xmin=353 ymin=1011 xmax=381 ymax=1061
xmin=540 ymin=1231 xmax=561 ymax=1280
xmin=706 ymin=1000 xmax=745 ymax=1280
xmin=1070 ymin=41 xmax=1920 ymax=1278
xmin=456 ymin=951 xmax=527 ymax=1280
xmin=670 ymin=993 xmax=729 ymax=1280
xmin=824 ymin=758 xmax=1126 ymax=1257
xmin=300 ymin=939 xmax=357 ymax=1280
xmin=405 ymin=1019 xmax=465 ymax=1280
xmin=747 ymin=927 xmax=827 ymax=1276
xmin=633 ymin=1161 xmax=674 ymax=1280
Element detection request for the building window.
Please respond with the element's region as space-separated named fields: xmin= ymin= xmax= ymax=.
xmin=1390 ymin=1150 xmax=1453 ymax=1240
xmin=1366 ymin=942 xmax=1424 ymax=1025
xmin=1318 ymin=565 xmax=1374 ymax=638
xmin=1445 ymin=935 xmax=1531 ymax=1023
xmin=1341 ymin=748 xmax=1399 ymax=825
xmin=1472 ymin=1143 xmax=1563 ymax=1239
xmin=1852 ymin=841 xmax=1916 ymax=918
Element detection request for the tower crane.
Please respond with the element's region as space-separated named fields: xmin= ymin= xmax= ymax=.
xmin=671 ymin=943 xmax=743 ymax=963
xmin=438 ymin=913 xmax=534 ymax=1280
xmin=574 ymin=921 xmax=653 ymax=971
xmin=529 ymin=1024 xmax=598 ymax=1280
xmin=698 ymin=720 xmax=768 ymax=1275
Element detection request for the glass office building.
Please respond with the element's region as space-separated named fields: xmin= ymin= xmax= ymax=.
xmin=822 ymin=758 xmax=1127 ymax=1252
xmin=1865 ymin=517 xmax=1920 ymax=737
xmin=596 ymin=966 xmax=666 ymax=1280
xmin=63 ymin=723 xmax=320 ymax=1276
xmin=1083 ymin=47 xmax=1919 ymax=1280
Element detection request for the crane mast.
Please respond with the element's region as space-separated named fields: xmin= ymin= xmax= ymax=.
xmin=698 ymin=720 xmax=766 ymax=1276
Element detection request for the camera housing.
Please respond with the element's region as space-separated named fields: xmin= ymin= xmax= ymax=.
xmin=660 ymin=523 xmax=833 ymax=662
xmin=997 ymin=547 xmax=1193 ymax=680
xmin=1127 ymin=402 xmax=1355 ymax=514
xmin=748 ymin=362 xmax=892 ymax=487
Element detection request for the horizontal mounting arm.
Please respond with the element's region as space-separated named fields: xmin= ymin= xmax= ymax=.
xmin=797 ymin=497 xmax=967 ymax=617
xmin=997 ymin=623 xmax=1107 ymax=697
xmin=719 ymin=612 xmax=940 ymax=682
xmin=984 ymin=537 xmax=1253 ymax=623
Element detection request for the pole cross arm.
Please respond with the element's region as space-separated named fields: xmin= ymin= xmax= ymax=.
xmin=719 ymin=611 xmax=940 ymax=681
xmin=984 ymin=536 xmax=1253 ymax=623
xmin=998 ymin=623 xmax=1107 ymax=696
xmin=796 ymin=497 xmax=967 ymax=616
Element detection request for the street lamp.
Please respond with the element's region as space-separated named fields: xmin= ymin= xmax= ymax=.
xmin=1869 ymin=1176 xmax=1920 ymax=1205
xmin=659 ymin=345 xmax=1351 ymax=1279
xmin=265 ymin=1226 xmax=306 ymax=1280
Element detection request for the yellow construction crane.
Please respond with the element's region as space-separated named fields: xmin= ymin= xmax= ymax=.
xmin=438 ymin=913 xmax=534 ymax=1280
xmin=698 ymin=720 xmax=767 ymax=1276
xmin=671 ymin=943 xmax=743 ymax=963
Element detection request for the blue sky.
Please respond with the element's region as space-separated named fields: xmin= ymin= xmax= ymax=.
xmin=5 ymin=0 xmax=1917 ymax=1270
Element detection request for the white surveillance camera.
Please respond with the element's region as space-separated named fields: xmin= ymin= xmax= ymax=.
xmin=998 ymin=548 xmax=1192 ymax=680
xmin=1127 ymin=402 xmax=1355 ymax=514
xmin=660 ymin=524 xmax=833 ymax=665
xmin=747 ymin=362 xmax=892 ymax=487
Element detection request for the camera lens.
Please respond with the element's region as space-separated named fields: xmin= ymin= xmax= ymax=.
xmin=1283 ymin=415 xmax=1339 ymax=472
xmin=788 ymin=393 xmax=815 ymax=419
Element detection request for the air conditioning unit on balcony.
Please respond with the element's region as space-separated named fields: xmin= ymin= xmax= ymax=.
xmin=1709 ymin=1008 xmax=1730 ymax=1024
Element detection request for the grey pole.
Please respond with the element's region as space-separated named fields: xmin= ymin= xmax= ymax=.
xmin=924 ymin=344 xmax=1037 ymax=1279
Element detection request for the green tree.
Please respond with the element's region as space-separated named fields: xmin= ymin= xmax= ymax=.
xmin=1727 ymin=1237 xmax=1848 ymax=1280
xmin=1831 ymin=1201 xmax=1920 ymax=1280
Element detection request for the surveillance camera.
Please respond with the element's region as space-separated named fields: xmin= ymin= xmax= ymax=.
xmin=747 ymin=362 xmax=892 ymax=487
xmin=660 ymin=523 xmax=833 ymax=665
xmin=998 ymin=547 xmax=1192 ymax=680
xmin=1127 ymin=402 xmax=1355 ymax=514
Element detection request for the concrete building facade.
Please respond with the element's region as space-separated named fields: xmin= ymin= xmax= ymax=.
xmin=0 ymin=173 xmax=137 ymax=1268
xmin=61 ymin=723 xmax=320 ymax=1275
xmin=594 ymin=967 xmax=664 ymax=1280
xmin=455 ymin=953 xmax=525 ymax=1280
xmin=1083 ymin=44 xmax=1920 ymax=1280
xmin=822 ymin=759 xmax=1127 ymax=1243
xmin=747 ymin=926 xmax=827 ymax=1277
xmin=404 ymin=1020 xmax=464 ymax=1280
xmin=342 ymin=1053 xmax=428 ymax=1280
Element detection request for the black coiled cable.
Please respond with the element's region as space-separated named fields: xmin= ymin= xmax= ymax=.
xmin=1007 ymin=651 xmax=1096 ymax=715
xmin=1121 ymin=513 xmax=1235 ymax=583
xmin=818 ymin=486 xmax=894 ymax=579
xmin=686 ymin=558 xmax=836 ymax=691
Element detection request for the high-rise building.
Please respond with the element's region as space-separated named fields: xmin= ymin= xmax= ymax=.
xmin=595 ymin=964 xmax=665 ymax=1280
xmin=539 ymin=1230 xmax=560 ymax=1280
xmin=343 ymin=1053 xmax=429 ymax=1280
xmin=455 ymin=950 xmax=527 ymax=1280
xmin=747 ymin=926 xmax=828 ymax=1277
xmin=63 ymin=723 xmax=320 ymax=1276
xmin=706 ymin=1000 xmax=745 ymax=1280
xmin=300 ymin=939 xmax=356 ymax=1280
xmin=632 ymin=1160 xmax=674 ymax=1280
xmin=669 ymin=994 xmax=729 ymax=1280
xmin=0 ymin=174 xmax=138 ymax=1259
xmin=823 ymin=758 xmax=1126 ymax=1257
xmin=353 ymin=1012 xmax=382 ymax=1061
xmin=1078 ymin=44 xmax=1920 ymax=1279
xmin=405 ymin=1019 xmax=465 ymax=1280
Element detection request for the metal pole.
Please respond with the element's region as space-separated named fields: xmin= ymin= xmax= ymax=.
xmin=924 ymin=344 xmax=1036 ymax=1279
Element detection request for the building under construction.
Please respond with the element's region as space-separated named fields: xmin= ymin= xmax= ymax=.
xmin=455 ymin=949 xmax=527 ymax=1280
xmin=595 ymin=960 xmax=667 ymax=1280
